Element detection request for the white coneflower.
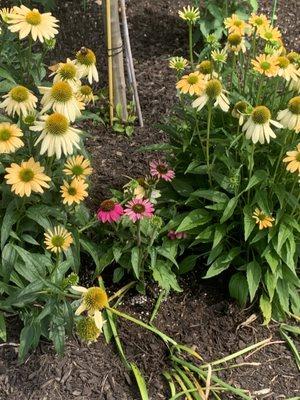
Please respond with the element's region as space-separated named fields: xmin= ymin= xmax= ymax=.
xmin=31 ymin=112 xmax=81 ymax=159
xmin=192 ymin=79 xmax=230 ymax=112
xmin=277 ymin=96 xmax=300 ymax=133
xmin=226 ymin=33 xmax=247 ymax=54
xmin=44 ymin=226 xmax=73 ymax=254
xmin=39 ymin=81 xmax=85 ymax=122
xmin=75 ymin=47 xmax=99 ymax=84
xmin=50 ymin=58 xmax=81 ymax=89
xmin=242 ymin=105 xmax=282 ymax=144
xmin=231 ymin=101 xmax=249 ymax=126
xmin=76 ymin=85 xmax=97 ymax=104
xmin=6 ymin=5 xmax=58 ymax=42
xmin=277 ymin=56 xmax=300 ymax=82
xmin=0 ymin=85 xmax=37 ymax=117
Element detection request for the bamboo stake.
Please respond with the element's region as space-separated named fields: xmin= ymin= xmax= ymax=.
xmin=119 ymin=0 xmax=144 ymax=127
xmin=106 ymin=0 xmax=114 ymax=125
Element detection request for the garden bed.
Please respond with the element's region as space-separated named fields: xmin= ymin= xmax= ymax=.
xmin=0 ymin=0 xmax=300 ymax=399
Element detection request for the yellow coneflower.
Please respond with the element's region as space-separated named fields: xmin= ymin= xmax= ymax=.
xmin=72 ymin=285 xmax=108 ymax=329
xmin=169 ymin=56 xmax=189 ymax=72
xmin=0 ymin=85 xmax=37 ymax=117
xmin=211 ymin=49 xmax=228 ymax=64
xmin=290 ymin=76 xmax=300 ymax=93
xmin=231 ymin=101 xmax=249 ymax=126
xmin=176 ymin=71 xmax=205 ymax=96
xmin=287 ymin=51 xmax=300 ymax=66
xmin=44 ymin=226 xmax=73 ymax=254
xmin=251 ymin=54 xmax=279 ymax=77
xmin=196 ymin=60 xmax=218 ymax=80
xmin=252 ymin=208 xmax=275 ymax=230
xmin=6 ymin=5 xmax=58 ymax=42
xmin=277 ymin=97 xmax=300 ymax=133
xmin=277 ymin=56 xmax=300 ymax=82
xmin=60 ymin=178 xmax=88 ymax=205
xmin=5 ymin=157 xmax=51 ymax=197
xmin=76 ymin=85 xmax=97 ymax=104
xmin=283 ymin=143 xmax=300 ymax=174
xmin=63 ymin=155 xmax=93 ymax=180
xmin=0 ymin=7 xmax=16 ymax=22
xmin=0 ymin=123 xmax=24 ymax=154
xmin=192 ymin=79 xmax=230 ymax=112
xmin=242 ymin=105 xmax=282 ymax=144
xmin=39 ymin=81 xmax=85 ymax=122
xmin=259 ymin=26 xmax=282 ymax=43
xmin=76 ymin=317 xmax=101 ymax=343
xmin=75 ymin=47 xmax=99 ymax=84
xmin=224 ymin=14 xmax=249 ymax=35
xmin=248 ymin=13 xmax=269 ymax=32
xmin=50 ymin=58 xmax=81 ymax=89
xmin=30 ymin=113 xmax=81 ymax=159
xmin=226 ymin=33 xmax=246 ymax=54
xmin=178 ymin=6 xmax=200 ymax=24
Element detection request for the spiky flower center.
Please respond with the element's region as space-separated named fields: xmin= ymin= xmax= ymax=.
xmin=46 ymin=113 xmax=69 ymax=135
xmin=287 ymin=52 xmax=299 ymax=63
xmin=206 ymin=79 xmax=222 ymax=98
xmin=187 ymin=74 xmax=199 ymax=85
xmin=76 ymin=317 xmax=100 ymax=342
xmin=260 ymin=61 xmax=271 ymax=71
xmin=183 ymin=11 xmax=199 ymax=21
xmin=254 ymin=17 xmax=264 ymax=25
xmin=198 ymin=60 xmax=213 ymax=75
xmin=0 ymin=128 xmax=12 ymax=141
xmin=19 ymin=168 xmax=34 ymax=182
xmin=132 ymin=204 xmax=146 ymax=214
xmin=71 ymin=165 xmax=84 ymax=176
xmin=156 ymin=164 xmax=168 ymax=174
xmin=25 ymin=10 xmax=41 ymax=26
xmin=234 ymin=101 xmax=248 ymax=114
xmin=51 ymin=82 xmax=73 ymax=103
xmin=76 ymin=48 xmax=96 ymax=66
xmin=100 ymin=199 xmax=115 ymax=212
xmin=84 ymin=287 xmax=108 ymax=310
xmin=264 ymin=31 xmax=273 ymax=40
xmin=228 ymin=33 xmax=242 ymax=46
xmin=80 ymin=85 xmax=93 ymax=96
xmin=68 ymin=187 xmax=77 ymax=196
xmin=59 ymin=63 xmax=77 ymax=80
xmin=288 ymin=97 xmax=300 ymax=115
xmin=277 ymin=56 xmax=290 ymax=69
xmin=10 ymin=86 xmax=29 ymax=103
xmin=51 ymin=235 xmax=65 ymax=247
xmin=23 ymin=114 xmax=35 ymax=125
xmin=252 ymin=106 xmax=271 ymax=124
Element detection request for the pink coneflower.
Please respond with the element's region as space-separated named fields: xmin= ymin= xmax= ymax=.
xmin=150 ymin=160 xmax=175 ymax=182
xmin=167 ymin=230 xmax=188 ymax=240
xmin=124 ymin=198 xmax=154 ymax=223
xmin=97 ymin=200 xmax=123 ymax=223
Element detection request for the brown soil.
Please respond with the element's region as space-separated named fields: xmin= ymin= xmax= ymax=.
xmin=1 ymin=0 xmax=300 ymax=399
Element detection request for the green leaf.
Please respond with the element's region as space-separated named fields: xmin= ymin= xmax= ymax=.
xmin=1 ymin=203 xmax=19 ymax=250
xmin=18 ymin=322 xmax=41 ymax=362
xmin=171 ymin=178 xmax=194 ymax=197
xmin=276 ymin=279 xmax=290 ymax=313
xmin=80 ymin=237 xmax=102 ymax=273
xmin=178 ymin=255 xmax=198 ymax=275
xmin=113 ymin=267 xmax=124 ymax=283
xmin=243 ymin=170 xmax=268 ymax=192
xmin=243 ymin=205 xmax=256 ymax=241
xmin=152 ymin=261 xmax=182 ymax=292
xmin=0 ymin=313 xmax=6 ymax=342
xmin=177 ymin=209 xmax=211 ymax=232
xmin=130 ymin=363 xmax=149 ymax=400
xmin=264 ymin=269 xmax=278 ymax=301
xmin=246 ymin=261 xmax=261 ymax=302
xmin=212 ymin=225 xmax=225 ymax=249
xmin=220 ymin=197 xmax=239 ymax=224
xmin=260 ymin=294 xmax=272 ymax=325
xmin=131 ymin=247 xmax=140 ymax=279
xmin=229 ymin=272 xmax=248 ymax=307
xmin=277 ymin=224 xmax=290 ymax=253
xmin=0 ymin=67 xmax=16 ymax=83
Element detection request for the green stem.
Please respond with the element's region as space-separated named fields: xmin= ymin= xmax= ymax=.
xmin=188 ymin=23 xmax=194 ymax=67
xmin=271 ymin=0 xmax=278 ymax=25
xmin=255 ymin=76 xmax=264 ymax=105
xmin=206 ymin=104 xmax=213 ymax=187
xmin=78 ymin=218 xmax=98 ymax=233
xmin=149 ymin=289 xmax=166 ymax=324
xmin=247 ymin=143 xmax=255 ymax=202
xmin=136 ymin=219 xmax=141 ymax=247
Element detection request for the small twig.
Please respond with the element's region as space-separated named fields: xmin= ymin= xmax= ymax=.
xmin=0 ymin=342 xmax=19 ymax=347
xmin=244 ymin=340 xmax=284 ymax=360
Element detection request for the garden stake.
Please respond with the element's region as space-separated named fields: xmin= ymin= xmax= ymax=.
xmin=105 ymin=0 xmax=114 ymax=125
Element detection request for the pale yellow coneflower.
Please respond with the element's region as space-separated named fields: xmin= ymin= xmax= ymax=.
xmin=248 ymin=13 xmax=269 ymax=33
xmin=63 ymin=155 xmax=93 ymax=180
xmin=277 ymin=96 xmax=300 ymax=133
xmin=251 ymin=54 xmax=279 ymax=77
xmin=176 ymin=71 xmax=205 ymax=96
xmin=196 ymin=60 xmax=218 ymax=80
xmin=30 ymin=113 xmax=81 ymax=159
xmin=169 ymin=56 xmax=189 ymax=72
xmin=192 ymin=79 xmax=230 ymax=112
xmin=231 ymin=101 xmax=249 ymax=126
xmin=178 ymin=6 xmax=200 ymax=24
xmin=0 ymin=85 xmax=37 ymax=117
xmin=50 ymin=58 xmax=81 ymax=90
xmin=226 ymin=33 xmax=246 ymax=54
xmin=6 ymin=5 xmax=58 ymax=42
xmin=75 ymin=47 xmax=99 ymax=84
xmin=259 ymin=26 xmax=282 ymax=43
xmin=211 ymin=49 xmax=228 ymax=64
xmin=0 ymin=7 xmax=16 ymax=22
xmin=277 ymin=56 xmax=300 ymax=82
xmin=0 ymin=122 xmax=24 ymax=154
xmin=60 ymin=178 xmax=88 ymax=205
xmin=224 ymin=14 xmax=249 ymax=35
xmin=76 ymin=85 xmax=97 ymax=104
xmin=283 ymin=143 xmax=300 ymax=174
xmin=44 ymin=226 xmax=73 ymax=254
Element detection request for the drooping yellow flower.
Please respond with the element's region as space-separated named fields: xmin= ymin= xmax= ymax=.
xmin=226 ymin=33 xmax=246 ymax=54
xmin=76 ymin=85 xmax=97 ymax=104
xmin=44 ymin=226 xmax=73 ymax=254
xmin=277 ymin=56 xmax=300 ymax=82
xmin=287 ymin=51 xmax=300 ymax=66
xmin=6 ymin=5 xmax=58 ymax=42
xmin=224 ymin=14 xmax=249 ymax=35
xmin=211 ymin=49 xmax=228 ymax=64
xmin=242 ymin=106 xmax=282 ymax=144
xmin=176 ymin=71 xmax=205 ymax=96
xmin=259 ymin=26 xmax=282 ymax=43
xmin=192 ymin=79 xmax=230 ymax=112
xmin=39 ymin=81 xmax=85 ymax=122
xmin=30 ymin=113 xmax=81 ymax=159
xmin=283 ymin=143 xmax=300 ymax=174
xmin=0 ymin=123 xmax=24 ymax=154
xmin=50 ymin=58 xmax=81 ymax=89
xmin=251 ymin=54 xmax=279 ymax=77
xmin=0 ymin=85 xmax=37 ymax=117
xmin=196 ymin=60 xmax=218 ymax=80
xmin=248 ymin=13 xmax=269 ymax=32
xmin=178 ymin=6 xmax=200 ymax=24
xmin=277 ymin=97 xmax=300 ymax=133
xmin=231 ymin=101 xmax=249 ymax=126
xmin=252 ymin=208 xmax=275 ymax=230
xmin=290 ymin=76 xmax=300 ymax=93
xmin=169 ymin=56 xmax=189 ymax=72
xmin=63 ymin=155 xmax=93 ymax=180
xmin=5 ymin=157 xmax=51 ymax=197
xmin=75 ymin=47 xmax=99 ymax=84
xmin=60 ymin=178 xmax=88 ymax=205
xmin=72 ymin=285 xmax=108 ymax=329
xmin=76 ymin=317 xmax=101 ymax=343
